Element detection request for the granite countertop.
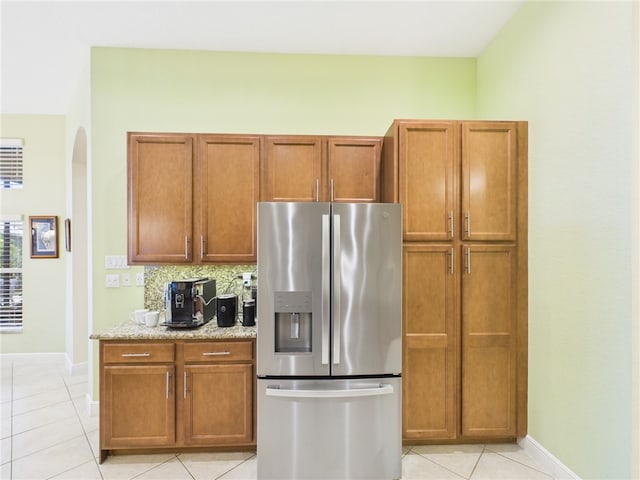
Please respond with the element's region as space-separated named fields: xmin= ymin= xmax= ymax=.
xmin=90 ymin=319 xmax=256 ymax=341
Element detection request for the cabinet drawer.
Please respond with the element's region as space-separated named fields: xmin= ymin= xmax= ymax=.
xmin=103 ymin=343 xmax=175 ymax=364
xmin=183 ymin=341 xmax=253 ymax=363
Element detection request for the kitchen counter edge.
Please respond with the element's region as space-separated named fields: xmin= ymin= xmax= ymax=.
xmin=90 ymin=320 xmax=256 ymax=340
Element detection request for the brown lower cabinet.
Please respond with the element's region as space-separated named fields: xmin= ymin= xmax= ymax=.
xmin=403 ymin=244 xmax=457 ymax=441
xmin=99 ymin=339 xmax=255 ymax=462
xmin=461 ymin=244 xmax=517 ymax=438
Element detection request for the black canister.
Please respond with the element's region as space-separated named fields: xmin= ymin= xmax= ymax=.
xmin=216 ymin=294 xmax=237 ymax=327
xmin=242 ymin=299 xmax=256 ymax=327
xmin=251 ymin=286 xmax=257 ymax=310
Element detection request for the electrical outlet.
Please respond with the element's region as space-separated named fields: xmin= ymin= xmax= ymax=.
xmin=243 ymin=272 xmax=252 ymax=287
xmin=135 ymin=272 xmax=145 ymax=286
xmin=105 ymin=274 xmax=120 ymax=288
xmin=121 ymin=273 xmax=131 ymax=286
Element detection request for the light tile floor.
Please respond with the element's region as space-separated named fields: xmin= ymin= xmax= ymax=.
xmin=1 ymin=357 xmax=554 ymax=479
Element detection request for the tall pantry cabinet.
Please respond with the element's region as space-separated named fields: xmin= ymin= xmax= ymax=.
xmin=382 ymin=120 xmax=527 ymax=442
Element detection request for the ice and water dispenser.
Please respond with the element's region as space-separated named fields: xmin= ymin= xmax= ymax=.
xmin=274 ymin=291 xmax=312 ymax=353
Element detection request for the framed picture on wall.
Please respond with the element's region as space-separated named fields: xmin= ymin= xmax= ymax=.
xmin=29 ymin=216 xmax=58 ymax=258
xmin=64 ymin=218 xmax=71 ymax=252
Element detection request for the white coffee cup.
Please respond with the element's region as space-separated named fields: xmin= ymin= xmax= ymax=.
xmin=131 ymin=309 xmax=149 ymax=324
xmin=144 ymin=311 xmax=160 ymax=327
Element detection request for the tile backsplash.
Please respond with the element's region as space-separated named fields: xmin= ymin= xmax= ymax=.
xmin=143 ymin=264 xmax=257 ymax=313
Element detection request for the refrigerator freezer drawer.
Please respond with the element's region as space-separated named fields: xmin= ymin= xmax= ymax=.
xmin=257 ymin=377 xmax=402 ymax=480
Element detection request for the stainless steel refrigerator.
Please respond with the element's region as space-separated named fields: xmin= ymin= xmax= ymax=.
xmin=257 ymin=202 xmax=402 ymax=480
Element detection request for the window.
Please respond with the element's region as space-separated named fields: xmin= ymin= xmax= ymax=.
xmin=1 ymin=138 xmax=24 ymax=189
xmin=0 ymin=216 xmax=23 ymax=331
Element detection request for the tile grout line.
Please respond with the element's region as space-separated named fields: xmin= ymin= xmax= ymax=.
xmin=10 ymin=429 xmax=89 ymax=464
xmin=175 ymin=454 xmax=198 ymax=480
xmin=11 ymin=402 xmax=80 ymax=438
xmin=13 ymin=369 xmax=96 ymax=479
xmin=487 ymin=449 xmax=555 ymax=479
xmin=467 ymin=444 xmax=486 ymax=479
xmin=61 ymin=373 xmax=105 ymax=480
xmin=213 ymin=453 xmax=256 ymax=480
xmin=129 ymin=455 xmax=181 ymax=480
xmin=409 ymin=447 xmax=468 ymax=480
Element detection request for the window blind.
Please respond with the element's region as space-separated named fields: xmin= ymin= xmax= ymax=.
xmin=1 ymin=138 xmax=24 ymax=189
xmin=0 ymin=216 xmax=23 ymax=330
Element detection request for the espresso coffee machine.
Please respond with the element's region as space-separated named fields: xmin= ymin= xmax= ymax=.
xmin=164 ymin=278 xmax=216 ymax=328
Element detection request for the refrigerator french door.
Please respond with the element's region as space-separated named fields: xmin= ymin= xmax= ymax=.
xmin=257 ymin=202 xmax=402 ymax=480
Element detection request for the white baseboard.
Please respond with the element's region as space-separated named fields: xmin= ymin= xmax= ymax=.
xmin=64 ymin=357 xmax=88 ymax=376
xmin=519 ymin=435 xmax=581 ymax=479
xmin=0 ymin=353 xmax=88 ymax=377
xmin=86 ymin=393 xmax=99 ymax=417
xmin=0 ymin=352 xmax=67 ymax=365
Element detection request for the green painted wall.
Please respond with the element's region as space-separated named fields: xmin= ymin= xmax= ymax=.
xmin=89 ymin=48 xmax=477 ymax=335
xmin=0 ymin=114 xmax=67 ymax=354
xmin=477 ymin=2 xmax=633 ymax=478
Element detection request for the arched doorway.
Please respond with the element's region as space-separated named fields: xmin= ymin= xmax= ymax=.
xmin=68 ymin=127 xmax=88 ymax=367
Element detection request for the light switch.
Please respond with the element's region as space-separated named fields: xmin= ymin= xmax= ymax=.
xmin=105 ymin=255 xmax=129 ymax=269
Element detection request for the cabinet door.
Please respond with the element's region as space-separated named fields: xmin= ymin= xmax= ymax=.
xmin=461 ymin=122 xmax=517 ymax=241
xmin=403 ymin=244 xmax=457 ymax=440
xmin=183 ymin=364 xmax=253 ymax=445
xmin=128 ymin=134 xmax=193 ymax=264
xmin=327 ymin=137 xmax=381 ymax=203
xmin=197 ymin=135 xmax=260 ymax=263
xmin=399 ymin=122 xmax=457 ymax=242
xmin=262 ymin=136 xmax=324 ymax=202
xmin=102 ymin=365 xmax=175 ymax=448
xmin=461 ymin=245 xmax=516 ymax=438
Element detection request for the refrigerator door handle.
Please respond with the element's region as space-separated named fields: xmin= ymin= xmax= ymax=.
xmin=265 ymin=384 xmax=394 ymax=399
xmin=332 ymin=213 xmax=341 ymax=365
xmin=321 ymin=214 xmax=330 ymax=365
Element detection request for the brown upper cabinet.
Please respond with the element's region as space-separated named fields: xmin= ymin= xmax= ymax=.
xmin=127 ymin=133 xmax=194 ymax=264
xmin=196 ymin=135 xmax=260 ymax=263
xmin=127 ymin=132 xmax=260 ymax=264
xmin=262 ymin=136 xmax=382 ymax=203
xmin=395 ymin=121 xmax=457 ymax=242
xmin=461 ymin=122 xmax=518 ymax=242
xmin=383 ymin=120 xmax=521 ymax=242
xmin=128 ymin=132 xmax=382 ymax=265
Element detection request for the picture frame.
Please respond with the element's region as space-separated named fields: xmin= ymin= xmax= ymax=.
xmin=64 ymin=218 xmax=71 ymax=252
xmin=29 ymin=216 xmax=58 ymax=258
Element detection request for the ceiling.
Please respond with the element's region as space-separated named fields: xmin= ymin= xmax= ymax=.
xmin=0 ymin=1 xmax=524 ymax=115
